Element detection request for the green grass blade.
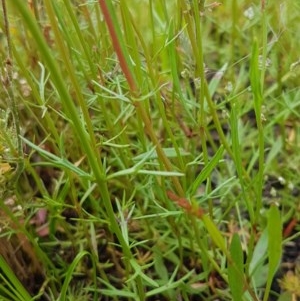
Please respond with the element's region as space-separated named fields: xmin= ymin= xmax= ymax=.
xmin=128 ymin=259 xmax=159 ymax=288
xmin=249 ymin=37 xmax=264 ymax=216
xmin=201 ymin=215 xmax=227 ymax=255
xmin=145 ymin=268 xmax=194 ymax=297
xmin=263 ymin=205 xmax=282 ymax=301
xmin=228 ymin=233 xmax=244 ymax=301
xmin=188 ymin=145 xmax=224 ymax=196
xmin=230 ymin=102 xmax=253 ymax=221
xmin=0 ymin=256 xmax=32 ymax=301
xmin=249 ymin=229 xmax=268 ymax=277
xmin=58 ymin=251 xmax=98 ymax=301
xmin=21 ymin=136 xmax=92 ymax=179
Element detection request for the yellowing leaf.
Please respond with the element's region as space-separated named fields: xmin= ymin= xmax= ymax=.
xmin=0 ymin=163 xmax=12 ymax=175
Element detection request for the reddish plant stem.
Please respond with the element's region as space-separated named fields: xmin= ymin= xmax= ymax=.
xmin=167 ymin=190 xmax=204 ymax=218
xmin=98 ymin=0 xmax=137 ymax=92
xmin=283 ymin=218 xmax=297 ymax=238
xmin=98 ymin=0 xmax=185 ymax=197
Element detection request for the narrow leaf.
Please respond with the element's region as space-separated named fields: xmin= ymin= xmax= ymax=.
xmin=202 ymin=215 xmax=227 ymax=253
xmin=228 ymin=233 xmax=244 ymax=301
xmin=249 ymin=228 xmax=268 ymax=276
xmin=268 ymin=204 xmax=282 ymax=276
xmin=263 ymin=204 xmax=282 ymax=301
xmin=189 ymin=146 xmax=224 ymax=195
xmin=0 ymin=256 xmax=32 ymax=301
xmin=59 ymin=251 xmax=98 ymax=301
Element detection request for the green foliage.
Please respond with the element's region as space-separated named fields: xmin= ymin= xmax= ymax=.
xmin=0 ymin=256 xmax=32 ymax=301
xmin=228 ymin=233 xmax=244 ymax=301
xmin=0 ymin=0 xmax=299 ymax=300
xmin=264 ymin=205 xmax=282 ymax=301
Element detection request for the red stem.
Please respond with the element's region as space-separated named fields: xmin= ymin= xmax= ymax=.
xmin=283 ymin=218 xmax=297 ymax=238
xmin=98 ymin=0 xmax=137 ymax=93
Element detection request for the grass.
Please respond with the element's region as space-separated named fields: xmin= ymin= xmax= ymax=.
xmin=0 ymin=0 xmax=300 ymax=300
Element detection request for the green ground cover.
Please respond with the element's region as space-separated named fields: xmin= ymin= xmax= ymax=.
xmin=1 ymin=1 xmax=300 ymax=300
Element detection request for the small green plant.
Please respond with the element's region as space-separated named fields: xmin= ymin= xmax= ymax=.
xmin=0 ymin=0 xmax=300 ymax=300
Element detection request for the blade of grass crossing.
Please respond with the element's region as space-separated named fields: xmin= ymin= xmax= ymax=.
xmin=230 ymin=102 xmax=254 ymax=221
xmin=189 ymin=145 xmax=224 ymax=196
xmin=58 ymin=251 xmax=98 ymax=301
xmin=0 ymin=256 xmax=32 ymax=301
xmin=99 ymin=0 xmax=185 ymax=198
xmin=43 ymin=0 xmax=98 ymax=154
xmin=98 ymin=0 xmax=137 ymax=91
xmin=10 ymin=2 xmax=145 ymax=298
xmin=61 ymin=0 xmax=97 ymax=77
xmin=119 ymin=1 xmax=143 ymax=87
xmin=0 ymin=283 xmax=18 ymax=301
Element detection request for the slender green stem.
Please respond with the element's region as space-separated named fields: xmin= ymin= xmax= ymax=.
xmin=10 ymin=0 xmax=132 ymax=264
xmin=1 ymin=0 xmax=24 ymax=184
xmin=99 ymin=0 xmax=184 ymax=197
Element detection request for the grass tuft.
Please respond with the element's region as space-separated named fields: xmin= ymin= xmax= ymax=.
xmin=0 ymin=0 xmax=300 ymax=300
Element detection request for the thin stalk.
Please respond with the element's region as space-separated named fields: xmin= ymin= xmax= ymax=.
xmin=62 ymin=0 xmax=97 ymax=78
xmin=1 ymin=0 xmax=24 ymax=184
xmin=250 ymin=39 xmax=264 ymax=219
xmin=130 ymin=16 xmax=187 ymax=184
xmin=31 ymin=0 xmax=41 ymax=27
xmin=204 ymin=81 xmax=256 ymax=220
xmin=99 ymin=0 xmax=185 ymax=197
xmin=0 ymin=198 xmax=57 ymax=274
xmin=10 ymin=0 xmax=134 ymax=272
xmin=43 ymin=0 xmax=98 ymax=155
xmin=180 ymin=0 xmax=211 ymax=205
xmin=11 ymin=43 xmax=61 ymax=146
xmin=230 ymin=0 xmax=238 ymax=82
xmin=257 ymin=3 xmax=268 ymax=216
xmin=98 ymin=0 xmax=137 ymax=92
xmin=119 ymin=1 xmax=144 ymax=90
xmin=58 ymin=1 xmax=132 ymax=166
